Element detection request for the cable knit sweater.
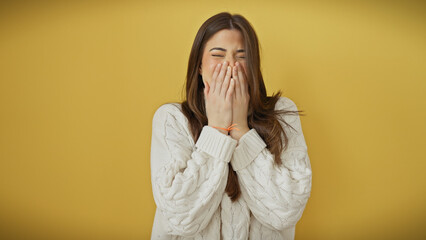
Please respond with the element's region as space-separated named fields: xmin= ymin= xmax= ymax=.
xmin=150 ymin=96 xmax=312 ymax=240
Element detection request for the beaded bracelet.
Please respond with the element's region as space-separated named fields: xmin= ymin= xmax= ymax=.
xmin=211 ymin=123 xmax=240 ymax=133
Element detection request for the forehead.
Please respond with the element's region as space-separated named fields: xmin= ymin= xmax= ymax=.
xmin=205 ymin=29 xmax=244 ymax=47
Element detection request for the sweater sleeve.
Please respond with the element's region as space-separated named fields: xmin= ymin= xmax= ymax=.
xmin=230 ymin=97 xmax=312 ymax=231
xmin=150 ymin=104 xmax=238 ymax=236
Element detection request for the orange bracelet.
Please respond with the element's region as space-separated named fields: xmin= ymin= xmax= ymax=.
xmin=211 ymin=123 xmax=240 ymax=132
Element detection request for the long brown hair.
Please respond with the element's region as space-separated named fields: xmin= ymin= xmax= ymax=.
xmin=181 ymin=12 xmax=304 ymax=202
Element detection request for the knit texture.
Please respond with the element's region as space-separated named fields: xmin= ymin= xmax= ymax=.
xmin=150 ymin=97 xmax=312 ymax=240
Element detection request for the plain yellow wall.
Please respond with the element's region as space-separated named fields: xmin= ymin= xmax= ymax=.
xmin=1 ymin=1 xmax=425 ymax=239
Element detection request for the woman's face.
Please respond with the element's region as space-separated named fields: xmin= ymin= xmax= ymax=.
xmin=199 ymin=29 xmax=247 ymax=85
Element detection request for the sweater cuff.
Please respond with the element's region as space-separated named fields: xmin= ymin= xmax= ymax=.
xmin=231 ymin=128 xmax=267 ymax=171
xmin=195 ymin=126 xmax=238 ymax=163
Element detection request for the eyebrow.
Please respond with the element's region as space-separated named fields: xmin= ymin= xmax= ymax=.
xmin=209 ymin=47 xmax=245 ymax=53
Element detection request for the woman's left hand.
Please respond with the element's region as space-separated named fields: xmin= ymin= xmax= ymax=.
xmin=230 ymin=62 xmax=250 ymax=141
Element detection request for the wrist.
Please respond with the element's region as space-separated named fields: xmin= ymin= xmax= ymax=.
xmin=216 ymin=128 xmax=229 ymax=135
xmin=208 ymin=124 xmax=229 ymax=135
xmin=230 ymin=126 xmax=250 ymax=140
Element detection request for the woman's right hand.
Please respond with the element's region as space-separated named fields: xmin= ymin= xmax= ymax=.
xmin=203 ymin=61 xmax=235 ymax=135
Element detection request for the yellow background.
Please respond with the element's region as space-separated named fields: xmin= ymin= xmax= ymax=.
xmin=1 ymin=0 xmax=425 ymax=239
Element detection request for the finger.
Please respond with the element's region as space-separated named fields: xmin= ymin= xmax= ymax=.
xmin=233 ymin=81 xmax=237 ymax=101
xmin=210 ymin=64 xmax=220 ymax=93
xmin=226 ymin=78 xmax=235 ymax=101
xmin=233 ymin=65 xmax=241 ymax=99
xmin=210 ymin=63 xmax=221 ymax=92
xmin=212 ymin=63 xmax=221 ymax=80
xmin=221 ymin=65 xmax=232 ymax=96
xmin=237 ymin=64 xmax=247 ymax=95
xmin=215 ymin=61 xmax=228 ymax=93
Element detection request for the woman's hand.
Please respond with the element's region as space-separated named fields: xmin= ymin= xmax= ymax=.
xmin=230 ymin=62 xmax=250 ymax=140
xmin=203 ymin=61 xmax=235 ymax=135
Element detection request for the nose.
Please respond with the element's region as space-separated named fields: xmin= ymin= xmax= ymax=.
xmin=225 ymin=56 xmax=237 ymax=67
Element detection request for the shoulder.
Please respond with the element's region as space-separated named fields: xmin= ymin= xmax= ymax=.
xmin=153 ymin=102 xmax=188 ymax=123
xmin=153 ymin=102 xmax=183 ymax=120
xmin=152 ymin=102 xmax=190 ymax=131
xmin=275 ymin=96 xmax=300 ymax=124
xmin=152 ymin=102 xmax=194 ymax=145
xmin=275 ymin=96 xmax=299 ymax=112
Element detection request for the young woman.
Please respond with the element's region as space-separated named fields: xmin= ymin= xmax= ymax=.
xmin=150 ymin=12 xmax=312 ymax=240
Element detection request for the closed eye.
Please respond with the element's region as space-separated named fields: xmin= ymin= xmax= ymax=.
xmin=212 ymin=55 xmax=246 ymax=58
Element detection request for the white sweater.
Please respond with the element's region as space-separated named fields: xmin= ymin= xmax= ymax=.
xmin=150 ymin=96 xmax=312 ymax=240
